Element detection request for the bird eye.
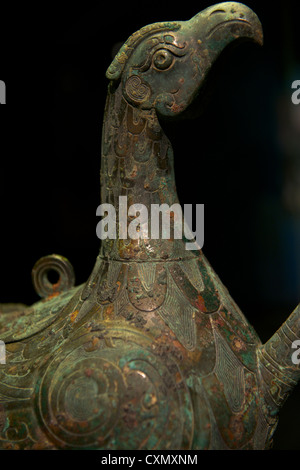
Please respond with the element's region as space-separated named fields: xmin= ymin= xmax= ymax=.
xmin=152 ymin=49 xmax=174 ymax=71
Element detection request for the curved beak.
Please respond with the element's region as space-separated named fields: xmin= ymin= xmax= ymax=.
xmin=169 ymin=2 xmax=264 ymax=115
xmin=187 ymin=2 xmax=263 ymax=82
xmin=190 ymin=2 xmax=263 ymax=60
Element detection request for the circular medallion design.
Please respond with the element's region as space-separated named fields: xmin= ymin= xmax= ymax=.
xmin=125 ymin=75 xmax=151 ymax=103
xmin=36 ymin=329 xmax=193 ymax=449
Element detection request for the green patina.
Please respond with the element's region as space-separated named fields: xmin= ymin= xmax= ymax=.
xmin=0 ymin=2 xmax=299 ymax=451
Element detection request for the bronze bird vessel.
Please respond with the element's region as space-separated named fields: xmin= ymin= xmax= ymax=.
xmin=0 ymin=2 xmax=299 ymax=450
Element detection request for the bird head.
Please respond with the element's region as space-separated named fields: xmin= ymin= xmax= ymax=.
xmin=106 ymin=2 xmax=263 ymax=118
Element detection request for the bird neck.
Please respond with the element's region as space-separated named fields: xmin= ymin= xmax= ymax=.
xmin=100 ymin=81 xmax=179 ymax=207
xmin=99 ymin=81 xmax=192 ymax=261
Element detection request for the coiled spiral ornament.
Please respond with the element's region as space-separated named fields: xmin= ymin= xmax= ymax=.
xmin=125 ymin=75 xmax=151 ymax=103
xmin=32 ymin=254 xmax=75 ymax=298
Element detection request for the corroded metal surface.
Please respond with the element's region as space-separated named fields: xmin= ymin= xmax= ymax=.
xmin=0 ymin=2 xmax=299 ymax=450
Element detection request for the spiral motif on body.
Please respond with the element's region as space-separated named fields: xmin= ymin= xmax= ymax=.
xmin=125 ymin=75 xmax=151 ymax=103
xmin=36 ymin=330 xmax=193 ymax=449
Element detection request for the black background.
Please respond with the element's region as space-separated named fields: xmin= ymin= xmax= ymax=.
xmin=0 ymin=0 xmax=300 ymax=450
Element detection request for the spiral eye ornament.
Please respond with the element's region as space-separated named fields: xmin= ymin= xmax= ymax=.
xmin=153 ymin=49 xmax=174 ymax=71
